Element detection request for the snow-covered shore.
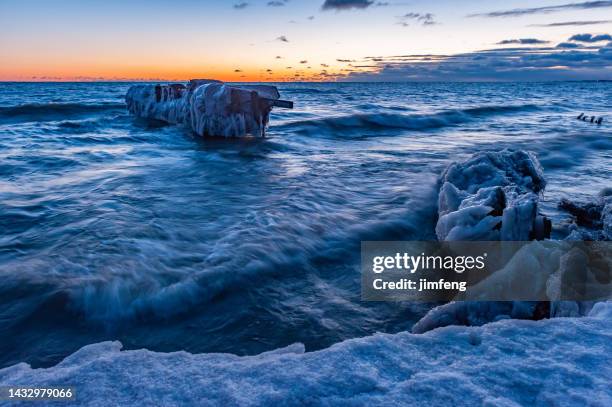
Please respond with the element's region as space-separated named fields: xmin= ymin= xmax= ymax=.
xmin=1 ymin=302 xmax=610 ymax=406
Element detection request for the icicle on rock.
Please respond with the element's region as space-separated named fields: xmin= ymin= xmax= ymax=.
xmin=125 ymin=79 xmax=293 ymax=137
xmin=435 ymin=149 xmax=550 ymax=241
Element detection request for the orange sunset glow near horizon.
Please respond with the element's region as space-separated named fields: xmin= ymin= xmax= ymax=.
xmin=1 ymin=0 xmax=611 ymax=82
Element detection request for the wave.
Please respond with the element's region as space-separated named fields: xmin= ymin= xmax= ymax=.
xmin=0 ymin=183 xmax=439 ymax=327
xmin=0 ymin=102 xmax=126 ymax=122
xmin=280 ymin=104 xmax=539 ymax=133
xmin=280 ymin=88 xmax=341 ymax=95
xmin=56 ymin=114 xmax=130 ymax=133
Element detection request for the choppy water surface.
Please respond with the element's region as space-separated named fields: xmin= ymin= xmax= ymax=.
xmin=0 ymin=82 xmax=610 ymax=368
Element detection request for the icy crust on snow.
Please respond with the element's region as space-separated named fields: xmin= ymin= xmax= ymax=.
xmin=126 ymin=80 xmax=281 ymax=137
xmin=436 ymin=150 xmax=546 ymax=241
xmin=1 ymin=303 xmax=610 ymax=407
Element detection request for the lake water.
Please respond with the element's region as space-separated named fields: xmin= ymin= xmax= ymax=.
xmin=0 ymin=81 xmax=610 ymax=368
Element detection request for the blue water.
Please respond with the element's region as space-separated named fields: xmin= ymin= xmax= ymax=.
xmin=0 ymin=82 xmax=610 ymax=368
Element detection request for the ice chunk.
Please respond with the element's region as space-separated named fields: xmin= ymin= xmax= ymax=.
xmin=551 ymin=190 xmax=612 ymax=316
xmin=412 ymin=301 xmax=542 ymax=334
xmin=126 ymin=80 xmax=287 ymax=137
xmin=436 ymin=150 xmax=547 ymax=241
xmin=420 ymin=150 xmax=552 ymax=333
xmin=1 ymin=303 xmax=610 ymax=406
xmin=559 ymin=189 xmax=612 ymax=241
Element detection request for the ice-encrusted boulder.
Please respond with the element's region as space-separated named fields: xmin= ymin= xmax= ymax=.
xmin=552 ymin=189 xmax=612 ymax=317
xmin=417 ymin=153 xmax=609 ymax=332
xmin=560 ymin=188 xmax=612 ymax=241
xmin=436 ymin=149 xmax=549 ymax=241
xmin=415 ymin=150 xmax=551 ymax=333
xmin=126 ymin=80 xmax=289 ymax=137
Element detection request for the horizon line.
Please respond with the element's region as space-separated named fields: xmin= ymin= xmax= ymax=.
xmin=1 ymin=79 xmax=611 ymax=84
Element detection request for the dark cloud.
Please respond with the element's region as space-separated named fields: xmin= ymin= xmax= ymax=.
xmin=322 ymin=0 xmax=374 ymax=11
xmin=234 ymin=69 xmax=242 ymax=72
xmin=276 ymin=35 xmax=289 ymax=42
xmin=468 ymin=1 xmax=612 ymax=18
xmin=530 ymin=20 xmax=612 ymax=26
xmin=569 ymin=33 xmax=612 ymax=42
xmin=497 ymin=38 xmax=549 ymax=45
xmin=300 ymin=60 xmax=308 ymax=64
xmin=336 ymin=58 xmax=356 ymax=62
xmin=267 ymin=0 xmax=289 ymax=6
xmin=341 ymin=43 xmax=612 ymax=81
xmin=397 ymin=12 xmax=436 ymax=27
xmin=557 ymin=42 xmax=582 ymax=48
xmin=233 ymin=2 xmax=249 ymax=9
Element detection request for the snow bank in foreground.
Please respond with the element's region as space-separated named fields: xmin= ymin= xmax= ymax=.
xmin=2 ymin=303 xmax=610 ymax=406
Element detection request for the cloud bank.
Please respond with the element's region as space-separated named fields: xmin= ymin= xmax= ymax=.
xmin=339 ymin=36 xmax=612 ymax=81
xmin=497 ymin=38 xmax=550 ymax=45
xmin=569 ymin=33 xmax=612 ymax=42
xmin=469 ymin=1 xmax=612 ymax=18
xmin=530 ymin=20 xmax=612 ymax=27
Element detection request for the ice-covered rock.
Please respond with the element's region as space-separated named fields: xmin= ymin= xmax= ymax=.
xmin=559 ymin=189 xmax=612 ymax=241
xmin=552 ymin=189 xmax=612 ymax=317
xmin=1 ymin=303 xmax=610 ymax=406
xmin=417 ymin=150 xmax=552 ymax=333
xmin=126 ymin=80 xmax=289 ymax=137
xmin=436 ymin=149 xmax=548 ymax=241
xmin=414 ymin=241 xmax=610 ymax=329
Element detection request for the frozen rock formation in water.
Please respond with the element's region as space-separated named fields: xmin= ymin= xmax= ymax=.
xmin=436 ymin=149 xmax=549 ymax=241
xmin=552 ymin=189 xmax=612 ymax=317
xmin=560 ymin=188 xmax=612 ymax=241
xmin=417 ymin=150 xmax=556 ymax=333
xmin=1 ymin=302 xmax=610 ymax=406
xmin=418 ymin=152 xmax=610 ymax=332
xmin=126 ymin=80 xmax=291 ymax=137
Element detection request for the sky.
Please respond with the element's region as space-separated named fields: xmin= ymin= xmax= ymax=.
xmin=0 ymin=0 xmax=611 ymax=81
